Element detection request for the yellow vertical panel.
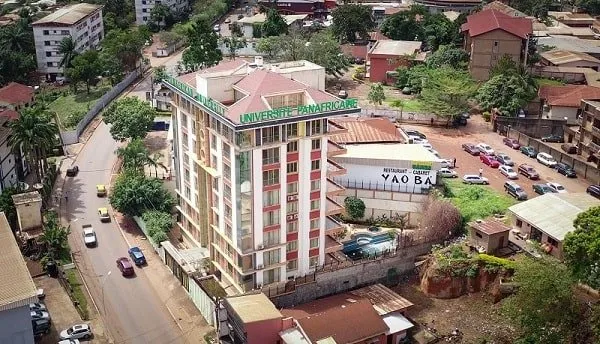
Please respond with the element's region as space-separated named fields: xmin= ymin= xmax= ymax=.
xmin=298 ymin=121 xmax=306 ymax=137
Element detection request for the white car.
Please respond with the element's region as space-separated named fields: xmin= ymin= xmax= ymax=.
xmin=547 ymin=182 xmax=567 ymax=193
xmin=83 ymin=227 xmax=97 ymax=247
xmin=462 ymin=174 xmax=489 ymax=185
xmin=536 ymin=152 xmax=557 ymax=167
xmin=60 ymin=324 xmax=92 ymax=340
xmin=31 ymin=310 xmax=50 ymax=320
xmin=499 ymin=165 xmax=518 ymax=179
xmin=409 ymin=136 xmax=428 ymax=144
xmin=29 ymin=303 xmax=47 ymax=311
xmin=439 ymin=168 xmax=458 ymax=178
xmin=476 ymin=143 xmax=494 ymax=155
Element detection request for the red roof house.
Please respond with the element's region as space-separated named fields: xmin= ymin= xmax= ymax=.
xmin=0 ymin=82 xmax=34 ymax=111
xmin=538 ymin=85 xmax=600 ymax=124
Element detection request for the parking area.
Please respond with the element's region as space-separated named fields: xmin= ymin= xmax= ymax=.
xmin=402 ymin=116 xmax=591 ymax=200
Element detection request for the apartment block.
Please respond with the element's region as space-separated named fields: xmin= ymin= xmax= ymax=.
xmin=575 ymin=100 xmax=600 ymax=162
xmin=162 ymin=58 xmax=360 ymax=293
xmin=134 ymin=0 xmax=188 ymax=25
xmin=32 ymin=3 xmax=104 ymax=81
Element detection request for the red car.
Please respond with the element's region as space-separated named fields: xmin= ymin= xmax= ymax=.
xmin=503 ymin=137 xmax=521 ymax=149
xmin=480 ymin=154 xmax=500 ymax=168
xmin=116 ymin=257 xmax=135 ymax=276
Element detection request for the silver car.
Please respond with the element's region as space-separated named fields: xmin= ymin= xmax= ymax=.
xmin=462 ymin=174 xmax=489 ymax=184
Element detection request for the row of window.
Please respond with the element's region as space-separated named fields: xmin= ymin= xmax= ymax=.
xmin=42 ymin=29 xmax=69 ymax=35
xmin=286 ymin=256 xmax=319 ymax=271
xmin=263 ymin=161 xmax=320 ymax=186
xmin=286 ymin=237 xmax=319 ymax=252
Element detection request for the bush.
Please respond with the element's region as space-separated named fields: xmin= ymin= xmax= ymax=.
xmin=482 ymin=111 xmax=491 ymax=122
xmin=64 ymin=111 xmax=85 ymax=128
xmin=252 ymin=23 xmax=262 ymax=38
xmin=143 ymin=210 xmax=173 ymax=244
xmin=478 ymin=254 xmax=516 ymax=270
xmin=66 ymin=270 xmax=89 ymax=320
xmin=344 ymin=196 xmax=365 ymax=220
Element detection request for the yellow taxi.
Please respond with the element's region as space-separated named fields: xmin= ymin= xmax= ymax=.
xmin=96 ymin=184 xmax=107 ymax=197
xmin=98 ymin=207 xmax=110 ymax=222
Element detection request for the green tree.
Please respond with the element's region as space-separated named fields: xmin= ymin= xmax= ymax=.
xmin=142 ymin=210 xmax=173 ymax=243
xmin=221 ymin=35 xmax=247 ymax=60
xmin=99 ymin=51 xmax=125 ymax=86
xmin=476 ymin=74 xmax=536 ymax=116
xmin=578 ymin=0 xmax=600 ymax=15
xmin=280 ymin=27 xmax=307 ymax=61
xmin=256 ymin=35 xmax=284 ymax=61
xmin=40 ymin=212 xmax=71 ymax=263
xmin=563 ymin=206 xmax=600 ymax=288
xmin=0 ymin=187 xmax=21 ymax=229
xmin=390 ymin=99 xmax=406 ymax=119
xmin=420 ymin=67 xmax=476 ymax=122
xmin=261 ymin=8 xmax=287 ymax=37
xmin=182 ymin=17 xmax=222 ymax=71
xmin=101 ymin=0 xmax=135 ymax=32
xmin=426 ymin=45 xmax=469 ymax=69
xmin=58 ymin=36 xmax=77 ymax=68
xmin=331 ymin=4 xmax=374 ymax=43
xmin=116 ymin=138 xmax=154 ymax=172
xmin=303 ymin=30 xmax=351 ymax=78
xmin=511 ymin=0 xmax=552 ymax=19
xmin=503 ymin=257 xmax=579 ymax=343
xmin=368 ymin=83 xmax=385 ymax=105
xmin=0 ymin=50 xmax=36 ymax=86
xmin=101 ymin=27 xmax=150 ymax=72
xmin=9 ymin=106 xmax=58 ymax=183
xmin=0 ymin=20 xmax=34 ymax=53
xmin=344 ymin=196 xmax=365 ymax=220
xmin=66 ymin=50 xmax=102 ymax=93
xmin=110 ymin=171 xmax=174 ymax=217
xmin=103 ymin=97 xmax=156 ymax=141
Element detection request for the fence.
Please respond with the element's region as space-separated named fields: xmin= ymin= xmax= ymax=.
xmin=60 ymin=66 xmax=149 ymax=145
xmin=57 ymin=263 xmax=89 ymax=320
xmin=336 ymin=178 xmax=431 ymax=194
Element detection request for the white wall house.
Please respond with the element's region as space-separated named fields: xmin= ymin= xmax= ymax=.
xmin=32 ymin=3 xmax=104 ymax=81
xmin=134 ymin=0 xmax=188 ymax=25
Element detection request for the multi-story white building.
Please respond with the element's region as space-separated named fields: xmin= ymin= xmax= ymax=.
xmin=134 ymin=0 xmax=188 ymax=26
xmin=32 ymin=3 xmax=104 ymax=81
xmin=163 ymin=58 xmax=360 ymax=293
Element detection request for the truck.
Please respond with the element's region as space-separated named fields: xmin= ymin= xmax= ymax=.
xmin=82 ymin=224 xmax=97 ymax=247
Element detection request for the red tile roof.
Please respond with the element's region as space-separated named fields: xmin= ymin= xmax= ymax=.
xmin=461 ymin=9 xmax=532 ymax=39
xmin=341 ymin=44 xmax=369 ymax=59
xmin=0 ymin=82 xmax=34 ymax=105
xmin=469 ymin=219 xmax=511 ymax=235
xmin=369 ymin=31 xmax=390 ymax=41
xmin=332 ymin=117 xmax=403 ymax=144
xmin=0 ymin=109 xmax=19 ymax=121
xmin=200 ymin=59 xmax=248 ymax=74
xmin=538 ymin=85 xmax=600 ymax=107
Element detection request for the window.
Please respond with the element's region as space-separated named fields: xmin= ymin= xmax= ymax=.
xmin=142 ymin=16 xmax=148 ymax=21
xmin=212 ymin=177 xmax=219 ymax=191
xmin=222 ymin=142 xmax=231 ymax=157
xmin=211 ymin=134 xmax=216 ymax=149
xmin=46 ymin=62 xmax=54 ymax=67
xmin=223 ymin=164 xmax=231 ymax=179
xmin=287 ymin=162 xmax=298 ymax=174
xmin=264 ymin=210 xmax=280 ymax=226
xmin=311 ymin=160 xmax=321 ymax=170
xmin=310 ymin=238 xmax=319 ymax=248
xmin=44 ymin=41 xmax=50 ymax=46
xmin=311 ymin=139 xmax=321 ymax=150
xmin=262 ymin=147 xmax=279 ymax=165
xmin=225 ymin=205 xmax=232 ymax=220
xmin=184 ymin=169 xmax=190 ymax=182
xmin=142 ymin=8 xmax=147 ymax=12
xmin=286 ymin=123 xmax=298 ymax=138
xmin=310 ymin=180 xmax=320 ymax=191
xmin=182 ymin=133 xmax=189 ymax=147
xmin=310 ymin=218 xmax=320 ymax=229
xmin=224 ymin=184 xmax=231 ymax=200
xmin=287 ymin=259 xmax=298 ymax=271
xmin=309 ymin=256 xmax=319 ymax=267
xmin=45 ymin=52 xmax=52 ymax=57
xmin=287 ymin=141 xmax=298 ymax=153
xmin=310 ymin=120 xmax=322 ymax=135
xmin=287 ymin=221 xmax=298 ymax=233
xmin=61 ymin=30 xmax=69 ymax=35
xmin=547 ymin=236 xmax=559 ymax=247
xmin=287 ymin=201 xmax=298 ymax=214
xmin=263 ymin=268 xmax=280 ymax=284
xmin=181 ymin=113 xmax=188 ymax=128
xmin=310 ymin=200 xmax=320 ymax=210
xmin=43 ymin=30 xmax=49 ymax=35
xmin=492 ymin=41 xmax=499 ymax=53
xmin=264 ymin=230 xmax=280 ymax=246
xmin=287 ymin=182 xmax=298 ymax=194
xmin=263 ymin=189 xmax=280 ymax=207
xmin=185 ymin=186 xmax=191 ymax=199
xmin=475 ymin=232 xmax=483 ymax=238
xmin=262 ymin=126 xmax=280 ymax=143
xmin=516 ymin=219 xmax=523 ymax=228
xmin=286 ymin=240 xmax=298 ymax=251
xmin=263 ymin=249 xmax=280 ymax=265
xmin=263 ymin=170 xmax=279 ymax=186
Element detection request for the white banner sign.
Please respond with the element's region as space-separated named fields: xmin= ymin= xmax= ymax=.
xmin=380 ymin=167 xmax=436 ymax=186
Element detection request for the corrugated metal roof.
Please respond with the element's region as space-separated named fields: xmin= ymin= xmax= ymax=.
xmin=33 ymin=3 xmax=102 ymax=26
xmin=0 ymin=212 xmax=38 ymax=310
xmin=349 ymin=284 xmax=414 ymax=315
xmin=225 ymin=293 xmax=282 ymax=323
xmin=508 ymin=193 xmax=600 ymax=241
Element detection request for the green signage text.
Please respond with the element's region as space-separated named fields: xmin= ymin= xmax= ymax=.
xmin=239 ymin=98 xmax=359 ymax=124
xmin=164 ymin=75 xmax=226 ymax=116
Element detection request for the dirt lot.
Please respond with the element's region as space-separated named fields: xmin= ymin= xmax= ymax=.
xmin=394 ymin=277 xmax=517 ymax=344
xmin=402 ymin=116 xmax=591 ymax=198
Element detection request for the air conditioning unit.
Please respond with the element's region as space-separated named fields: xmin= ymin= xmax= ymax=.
xmin=257 ymin=264 xmax=263 ymax=270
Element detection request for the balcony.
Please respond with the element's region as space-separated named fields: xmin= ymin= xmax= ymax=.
xmin=326 ymin=216 xmax=345 ymax=236
xmin=328 ymin=120 xmax=348 ymax=135
xmin=326 ymin=197 xmax=344 ymax=216
xmin=327 ymin=159 xmax=347 ymax=177
xmin=327 ymin=140 xmax=347 ymax=157
xmin=326 ymin=178 xmax=345 ymax=197
xmin=592 ymin=126 xmax=600 ymax=138
xmin=325 ymin=235 xmax=343 ymax=254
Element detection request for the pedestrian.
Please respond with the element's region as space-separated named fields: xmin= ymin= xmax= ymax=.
xmin=479 ymin=168 xmax=483 ymax=177
xmin=64 ymin=191 xmax=69 ymax=203
xmin=453 ymin=157 xmax=457 ymax=168
xmin=430 ymin=117 xmax=434 ymax=126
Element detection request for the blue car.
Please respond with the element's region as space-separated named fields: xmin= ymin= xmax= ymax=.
xmin=128 ymin=246 xmax=146 ymax=266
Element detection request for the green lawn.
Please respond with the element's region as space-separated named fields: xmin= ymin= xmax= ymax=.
xmin=386 ymin=98 xmax=424 ymax=112
xmin=48 ymin=85 xmax=110 ymax=130
xmin=535 ymin=77 xmax=565 ymax=87
xmin=443 ymin=180 xmax=517 ymax=224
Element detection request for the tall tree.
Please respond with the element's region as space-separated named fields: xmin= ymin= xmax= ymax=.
xmin=563 ymin=206 xmax=600 ymax=288
xmin=101 ymin=28 xmax=149 ymax=71
xmin=116 ymin=138 xmax=154 ymax=172
xmin=419 ymin=67 xmax=476 ymax=122
xmin=66 ymin=50 xmax=102 ymax=93
xmin=181 ymin=17 xmax=222 ymax=71
xmin=331 ymin=4 xmax=375 ymax=43
xmin=426 ymin=45 xmax=469 ymax=69
xmin=256 ymin=35 xmax=284 ymax=61
xmin=40 ymin=212 xmax=71 ymax=263
xmin=222 ymin=36 xmax=247 ymax=60
xmin=368 ymin=83 xmax=385 ymax=105
xmin=149 ymin=4 xmax=174 ymax=31
xmin=58 ymin=36 xmax=77 ymax=68
xmin=577 ymin=0 xmax=600 ymax=15
xmin=261 ymin=8 xmax=288 ymax=37
xmin=0 ymin=21 xmax=34 ymax=53
xmin=103 ymin=97 xmax=156 ymax=141
xmin=110 ymin=171 xmax=174 ymax=217
xmin=303 ymin=30 xmax=351 ymax=78
xmin=280 ymin=27 xmax=307 ymax=61
xmin=0 ymin=50 xmax=36 ymax=86
xmin=510 ymin=0 xmax=552 ymax=19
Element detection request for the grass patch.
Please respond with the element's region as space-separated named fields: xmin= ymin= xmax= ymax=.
xmin=443 ymin=180 xmax=516 ymax=224
xmin=386 ymin=98 xmax=424 ymax=112
xmin=65 ymin=269 xmax=89 ymax=320
xmin=534 ymin=77 xmax=565 ymax=87
xmin=48 ymin=85 xmax=110 ymax=130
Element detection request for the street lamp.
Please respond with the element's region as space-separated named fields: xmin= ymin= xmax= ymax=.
xmin=101 ymin=271 xmax=112 ymax=316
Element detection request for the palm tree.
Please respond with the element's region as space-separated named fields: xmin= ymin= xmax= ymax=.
xmin=9 ymin=106 xmax=59 ymax=183
xmin=58 ymin=36 xmax=77 ymax=68
xmin=0 ymin=22 xmax=34 ymax=53
xmin=116 ymin=138 xmax=153 ymax=172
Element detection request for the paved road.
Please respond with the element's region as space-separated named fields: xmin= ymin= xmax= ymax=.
xmin=64 ymin=122 xmax=183 ymax=344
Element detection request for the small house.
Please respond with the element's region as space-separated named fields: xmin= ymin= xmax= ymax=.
xmin=468 ymin=219 xmax=510 ymax=254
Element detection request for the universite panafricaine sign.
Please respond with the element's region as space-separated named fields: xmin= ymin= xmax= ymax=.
xmin=239 ymin=98 xmax=359 ymax=124
xmin=164 ymin=75 xmax=226 ymax=116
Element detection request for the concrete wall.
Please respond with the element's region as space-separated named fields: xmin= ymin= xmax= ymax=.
xmin=493 ymin=116 xmax=566 ymax=139
xmin=15 ymin=199 xmax=42 ymax=232
xmin=0 ymin=305 xmax=34 ymax=344
xmin=546 ymin=106 xmax=578 ymax=125
xmin=509 ymin=214 xmax=563 ymax=259
xmin=368 ymin=55 xmax=410 ymax=83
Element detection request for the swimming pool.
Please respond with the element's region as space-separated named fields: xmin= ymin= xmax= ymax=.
xmin=342 ymin=233 xmax=397 ymax=260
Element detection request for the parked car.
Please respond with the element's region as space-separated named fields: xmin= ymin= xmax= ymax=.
xmin=537 ymin=152 xmax=558 ymax=167
xmin=518 ymin=164 xmax=539 ymax=179
xmin=541 ymin=134 xmax=564 ymax=143
xmin=410 ymin=136 xmax=429 ymax=144
xmin=547 ymin=182 xmax=567 ymax=193
xmin=480 ymin=154 xmax=500 ymax=168
xmin=417 ymin=142 xmax=433 ymax=149
xmin=31 ymin=310 xmax=50 ymax=321
xmin=337 ymin=90 xmax=348 ymax=99
xmin=503 ymin=137 xmax=521 ymax=149
xmin=98 ymin=208 xmax=110 ymax=222
xmin=495 ymin=153 xmax=514 ymax=166
xmin=66 ymin=166 xmax=79 ymax=177
xmin=128 ymin=246 xmax=146 ymax=266
xmin=476 ymin=143 xmax=494 ymax=155
xmin=462 ymin=175 xmax=489 ymax=184
xmin=555 ymin=162 xmax=576 ymax=177
xmin=587 ymin=185 xmax=600 ymax=199
xmin=213 ymin=24 xmax=220 ymax=32
xmin=96 ymin=184 xmax=106 ymax=197
xmin=82 ymin=225 xmax=97 ymax=247
xmin=404 ymin=129 xmax=426 ymax=139
xmin=438 ymin=168 xmax=458 ymax=178
xmin=32 ymin=319 xmax=51 ymax=336
xmin=561 ymin=143 xmax=577 ymax=154
xmin=533 ymin=183 xmax=557 ymax=195
xmin=29 ymin=303 xmax=46 ymax=312
xmin=36 ymin=288 xmax=45 ymax=301
xmin=58 ymin=340 xmax=80 ymax=344
xmin=520 ymin=146 xmax=538 ymax=158
xmin=499 ymin=165 xmax=518 ymax=179
xmin=462 ymin=143 xmax=480 ymax=156
xmin=504 ymin=181 xmax=528 ymax=200
xmin=59 ymin=324 xmax=92 ymax=340
xmin=116 ymin=257 xmax=135 ymax=276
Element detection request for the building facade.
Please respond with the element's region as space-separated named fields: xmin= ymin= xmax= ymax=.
xmin=367 ymin=40 xmax=425 ymax=83
xmin=32 ymin=3 xmax=104 ymax=81
xmin=163 ymin=59 xmax=360 ymax=293
xmin=0 ymin=82 xmax=35 ymax=111
xmin=134 ymin=0 xmax=189 ymax=25
xmin=575 ymin=99 xmax=600 ymax=160
xmin=413 ymin=0 xmax=482 ymax=13
xmin=257 ymin=0 xmax=334 ymax=16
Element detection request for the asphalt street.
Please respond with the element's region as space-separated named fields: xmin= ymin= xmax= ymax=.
xmin=63 ymin=122 xmax=183 ymax=344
